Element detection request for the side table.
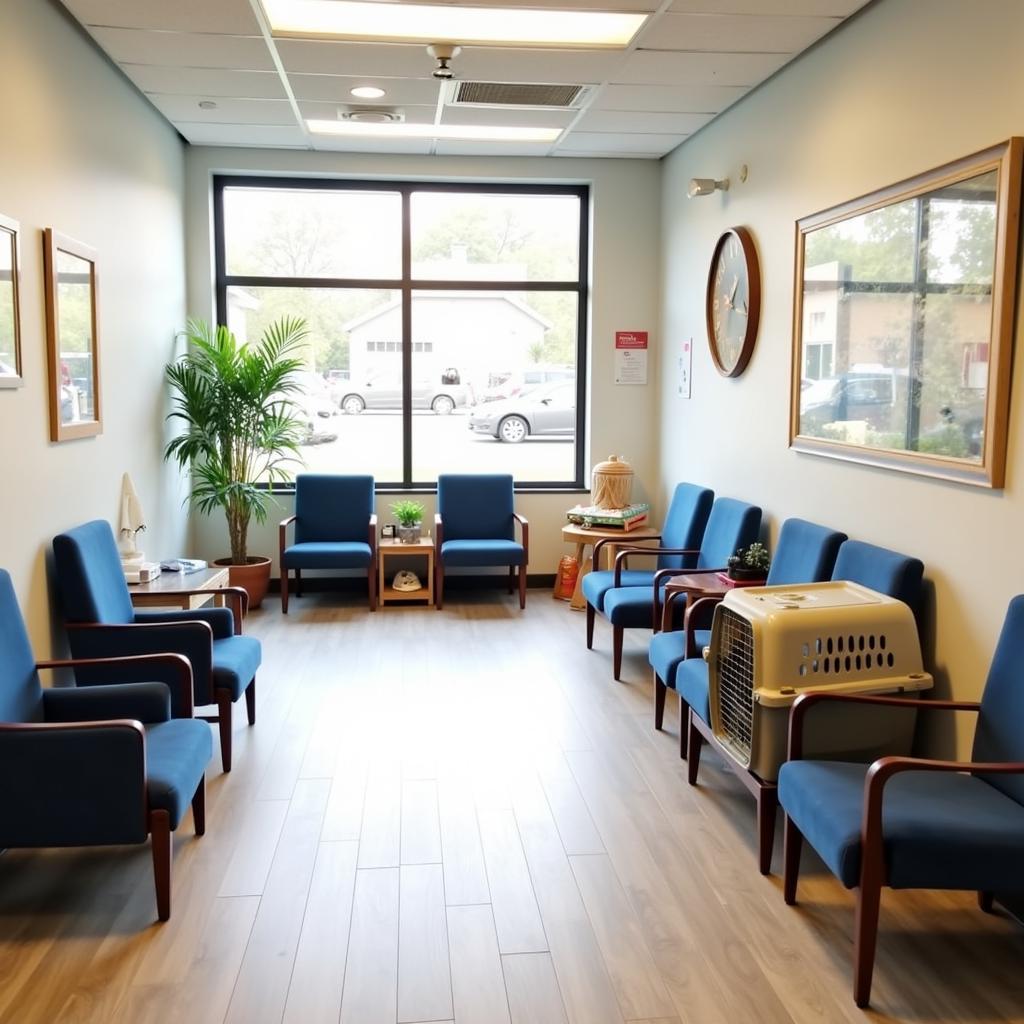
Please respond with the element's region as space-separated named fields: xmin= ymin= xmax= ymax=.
xmin=128 ymin=566 xmax=230 ymax=610
xmin=560 ymin=523 xmax=661 ymax=611
xmin=378 ymin=536 xmax=435 ymax=606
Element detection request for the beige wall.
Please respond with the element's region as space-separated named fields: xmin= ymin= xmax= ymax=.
xmin=659 ymin=0 xmax=1024 ymax=755
xmin=184 ymin=148 xmax=661 ymax=575
xmin=0 ymin=0 xmax=187 ymax=652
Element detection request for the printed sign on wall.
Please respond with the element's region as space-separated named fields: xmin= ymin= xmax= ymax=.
xmin=614 ymin=330 xmax=648 ymax=385
xmin=678 ymin=337 xmax=693 ymax=398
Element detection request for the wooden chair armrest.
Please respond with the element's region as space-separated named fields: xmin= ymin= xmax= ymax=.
xmin=0 ymin=719 xmax=146 ymax=735
xmin=280 ymin=514 xmax=296 ymax=567
xmin=789 ymin=692 xmax=978 ymax=760
xmin=592 ymin=534 xmax=662 ymax=565
xmin=684 ymin=595 xmax=723 ymax=657
xmin=434 ymin=513 xmax=444 ymax=549
xmin=368 ymin=513 xmax=378 ymax=555
xmin=513 ymin=513 xmax=529 ymax=560
xmin=36 ymin=653 xmax=195 ymax=717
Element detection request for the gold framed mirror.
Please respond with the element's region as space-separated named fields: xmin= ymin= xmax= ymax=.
xmin=0 ymin=213 xmax=21 ymax=389
xmin=43 ymin=229 xmax=101 ymax=442
xmin=790 ymin=139 xmax=1022 ymax=487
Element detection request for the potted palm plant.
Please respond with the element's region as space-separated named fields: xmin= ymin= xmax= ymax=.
xmin=164 ymin=316 xmax=308 ymax=608
xmin=390 ymin=499 xmax=425 ymax=543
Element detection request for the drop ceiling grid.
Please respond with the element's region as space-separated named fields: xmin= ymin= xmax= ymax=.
xmin=59 ymin=0 xmax=870 ymax=156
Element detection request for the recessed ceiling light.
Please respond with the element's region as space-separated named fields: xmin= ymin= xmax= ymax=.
xmin=307 ymin=119 xmax=561 ymax=143
xmin=263 ymin=0 xmax=647 ymax=48
xmin=351 ymin=86 xmax=386 ymax=100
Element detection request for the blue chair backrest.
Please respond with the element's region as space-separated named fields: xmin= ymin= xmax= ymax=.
xmin=973 ymin=595 xmax=1024 ymax=806
xmin=657 ymin=483 xmax=714 ymax=570
xmin=294 ymin=474 xmax=375 ymax=544
xmin=0 ymin=570 xmax=44 ymax=724
xmin=52 ymin=520 xmax=135 ymax=624
xmin=697 ymin=498 xmax=762 ymax=570
xmin=830 ymin=539 xmax=923 ymax=615
xmin=437 ymin=474 xmax=515 ymax=541
xmin=766 ymin=519 xmax=847 ymax=586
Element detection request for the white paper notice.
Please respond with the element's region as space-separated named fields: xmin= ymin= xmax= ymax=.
xmin=678 ymin=337 xmax=693 ymax=398
xmin=614 ymin=331 xmax=648 ymax=385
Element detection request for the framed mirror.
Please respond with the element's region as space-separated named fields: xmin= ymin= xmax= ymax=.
xmin=0 ymin=213 xmax=21 ymax=388
xmin=43 ymin=229 xmax=101 ymax=442
xmin=791 ymin=139 xmax=1022 ymax=487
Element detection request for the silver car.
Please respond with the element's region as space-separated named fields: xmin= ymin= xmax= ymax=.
xmin=336 ymin=375 xmax=470 ymax=415
xmin=468 ymin=380 xmax=576 ymax=442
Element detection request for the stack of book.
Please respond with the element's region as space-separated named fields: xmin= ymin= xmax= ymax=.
xmin=566 ymin=502 xmax=650 ymax=531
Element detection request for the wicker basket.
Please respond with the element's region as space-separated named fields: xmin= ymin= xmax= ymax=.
xmin=590 ymin=455 xmax=633 ymax=509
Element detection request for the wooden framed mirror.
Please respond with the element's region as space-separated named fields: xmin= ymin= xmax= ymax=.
xmin=790 ymin=139 xmax=1022 ymax=487
xmin=0 ymin=213 xmax=22 ymax=389
xmin=43 ymin=229 xmax=101 ymax=442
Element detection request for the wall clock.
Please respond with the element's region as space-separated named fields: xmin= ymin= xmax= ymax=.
xmin=706 ymin=226 xmax=761 ymax=377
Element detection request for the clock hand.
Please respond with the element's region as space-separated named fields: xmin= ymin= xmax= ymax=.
xmin=735 ymin=302 xmax=747 ymax=317
xmin=729 ymin=275 xmax=739 ymax=304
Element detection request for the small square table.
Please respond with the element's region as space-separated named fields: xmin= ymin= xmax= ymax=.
xmin=378 ymin=535 xmax=435 ymax=606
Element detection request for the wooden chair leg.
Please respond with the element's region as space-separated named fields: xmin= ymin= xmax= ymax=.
xmin=756 ymin=785 xmax=778 ymax=875
xmin=217 ymin=689 xmax=234 ymax=773
xmin=518 ymin=564 xmax=527 ymax=609
xmin=368 ymin=562 xmax=377 ymax=611
xmin=979 ymin=891 xmax=995 ymax=913
xmin=686 ymin=711 xmax=702 ymax=780
xmin=612 ymin=626 xmax=623 ymax=680
xmin=854 ymin=873 xmax=883 ymax=1008
xmin=281 ymin=567 xmax=289 ymax=614
xmin=586 ymin=604 xmax=595 ymax=649
xmin=508 ymin=565 xmax=515 ymax=594
xmin=245 ymin=677 xmax=256 ymax=725
xmin=150 ymin=809 xmax=172 ymax=922
xmin=436 ymin=562 xmax=444 ymax=610
xmin=192 ymin=775 xmax=206 ymax=836
xmin=654 ymin=674 xmax=666 ymax=730
xmin=295 ymin=568 xmax=302 ymax=597
xmin=783 ymin=815 xmax=802 ymax=905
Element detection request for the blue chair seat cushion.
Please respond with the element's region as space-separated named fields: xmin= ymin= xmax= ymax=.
xmin=649 ymin=632 xmax=712 ymax=693
xmin=283 ymin=541 xmax=372 ymax=570
xmin=145 ymin=719 xmax=212 ymax=828
xmin=675 ymin=655 xmax=713 ymax=722
xmin=581 ymin=569 xmax=656 ymax=611
xmin=778 ymin=760 xmax=1024 ymax=890
xmin=211 ymin=635 xmax=262 ymax=701
xmin=603 ymin=585 xmax=696 ymax=630
xmin=440 ymin=539 xmax=524 ymax=568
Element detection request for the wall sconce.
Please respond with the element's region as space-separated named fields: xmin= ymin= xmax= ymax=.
xmin=687 ymin=177 xmax=729 ymax=198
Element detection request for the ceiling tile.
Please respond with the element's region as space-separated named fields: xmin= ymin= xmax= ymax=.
xmin=668 ymin=0 xmax=866 ymax=14
xmin=455 ymin=47 xmax=619 ymax=84
xmin=616 ymin=49 xmax=789 ymax=86
xmin=433 ymin=141 xmax=555 ymax=157
xmin=574 ymin=110 xmax=713 ymax=134
xmin=288 ymin=74 xmax=441 ymax=105
xmin=278 ymin=40 xmax=440 ymax=77
xmin=557 ymin=131 xmax=686 ymax=154
xmin=89 ymin=27 xmax=275 ymax=70
xmin=123 ymin=65 xmax=288 ymax=99
xmin=310 ymin=136 xmax=433 ymax=155
xmin=147 ymin=95 xmax=297 ymax=126
xmin=440 ymin=106 xmax=575 ymax=129
xmin=635 ymin=13 xmax=840 ymax=52
xmin=298 ymin=101 xmax=438 ymax=125
xmin=597 ymin=82 xmax=748 ymax=112
xmin=60 ymin=0 xmax=261 ymax=34
xmin=176 ymin=122 xmax=310 ymax=146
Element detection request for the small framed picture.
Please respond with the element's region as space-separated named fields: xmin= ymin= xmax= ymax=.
xmin=381 ymin=523 xmax=396 ymax=538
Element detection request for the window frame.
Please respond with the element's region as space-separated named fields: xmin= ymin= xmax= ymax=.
xmin=213 ymin=174 xmax=589 ymax=491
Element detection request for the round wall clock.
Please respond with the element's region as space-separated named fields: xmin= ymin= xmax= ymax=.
xmin=706 ymin=226 xmax=761 ymax=377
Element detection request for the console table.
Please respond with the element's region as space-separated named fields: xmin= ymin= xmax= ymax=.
xmin=127 ymin=566 xmax=230 ymax=610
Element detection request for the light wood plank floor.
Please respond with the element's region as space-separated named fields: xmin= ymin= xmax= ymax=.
xmin=2 ymin=593 xmax=1023 ymax=1023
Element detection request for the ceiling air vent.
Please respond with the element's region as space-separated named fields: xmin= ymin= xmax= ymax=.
xmin=337 ymin=106 xmax=405 ymax=123
xmin=447 ymin=81 xmax=589 ymax=109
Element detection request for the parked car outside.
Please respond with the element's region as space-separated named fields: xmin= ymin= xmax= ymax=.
xmin=477 ymin=364 xmax=575 ymax=404
xmin=468 ymin=380 xmax=576 ymax=442
xmin=336 ymin=375 xmax=471 ymax=414
xmin=294 ymin=371 xmax=338 ymax=418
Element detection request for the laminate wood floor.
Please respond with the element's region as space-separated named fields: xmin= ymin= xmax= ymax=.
xmin=2 ymin=593 xmax=1023 ymax=1023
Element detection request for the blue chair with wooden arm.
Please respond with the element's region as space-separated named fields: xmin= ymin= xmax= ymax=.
xmin=279 ymin=473 xmax=378 ymax=613
xmin=779 ymin=594 xmax=1024 ymax=1008
xmin=0 ymin=569 xmax=210 ymax=921
xmin=434 ymin=474 xmax=528 ymax=609
xmin=52 ymin=519 xmax=260 ymax=772
xmin=590 ymin=495 xmax=759 ymax=682
xmin=683 ymin=536 xmax=921 ymax=876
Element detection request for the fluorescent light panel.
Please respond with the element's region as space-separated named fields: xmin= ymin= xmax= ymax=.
xmin=263 ymin=0 xmax=647 ymax=48
xmin=307 ymin=118 xmax=561 ymax=141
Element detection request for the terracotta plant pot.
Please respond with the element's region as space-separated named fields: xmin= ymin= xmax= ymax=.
xmin=213 ymin=556 xmax=271 ymax=609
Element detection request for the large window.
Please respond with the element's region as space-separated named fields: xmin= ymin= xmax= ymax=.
xmin=214 ymin=177 xmax=588 ymax=489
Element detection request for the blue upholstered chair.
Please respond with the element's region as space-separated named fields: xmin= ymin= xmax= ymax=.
xmin=779 ymin=595 xmax=1024 ymax=1008
xmin=435 ymin=474 xmax=528 ymax=609
xmin=582 ymin=482 xmax=714 ymax=647
xmin=657 ymin=518 xmax=847 ymax=741
xmin=589 ymin=495 xmax=758 ymax=681
xmin=685 ymin=536 xmax=922 ymax=875
xmin=52 ymin=520 xmax=260 ymax=772
xmin=0 ymin=569 xmax=210 ymax=921
xmin=279 ymin=474 xmax=378 ymax=613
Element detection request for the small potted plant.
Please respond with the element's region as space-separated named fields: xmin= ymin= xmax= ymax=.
xmin=727 ymin=541 xmax=771 ymax=582
xmin=390 ymin=499 xmax=425 ymax=544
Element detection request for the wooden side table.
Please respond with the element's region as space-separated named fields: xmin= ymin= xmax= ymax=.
xmin=378 ymin=536 xmax=435 ymax=606
xmin=128 ymin=566 xmax=230 ymax=610
xmin=560 ymin=523 xmax=661 ymax=610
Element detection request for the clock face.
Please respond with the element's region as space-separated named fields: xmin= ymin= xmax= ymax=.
xmin=706 ymin=227 xmax=761 ymax=377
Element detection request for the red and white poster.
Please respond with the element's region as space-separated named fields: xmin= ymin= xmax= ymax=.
xmin=614 ymin=330 xmax=648 ymax=385
xmin=678 ymin=337 xmax=692 ymax=399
